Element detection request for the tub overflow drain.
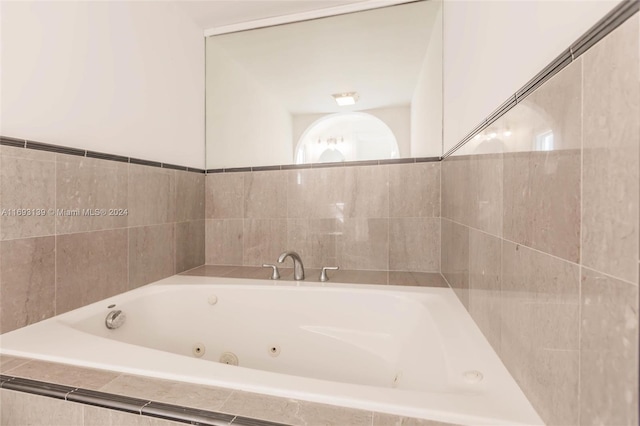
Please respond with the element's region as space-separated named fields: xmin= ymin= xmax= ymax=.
xmin=463 ymin=370 xmax=483 ymax=384
xmin=192 ymin=343 xmax=206 ymax=358
xmin=220 ymin=352 xmax=239 ymax=366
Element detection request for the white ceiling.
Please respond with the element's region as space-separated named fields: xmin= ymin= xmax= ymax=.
xmin=173 ymin=0 xmax=369 ymax=31
xmin=206 ymin=0 xmax=439 ymax=114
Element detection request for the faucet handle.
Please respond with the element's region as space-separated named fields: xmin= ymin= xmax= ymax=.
xmin=319 ymin=266 xmax=339 ymax=282
xmin=262 ymin=264 xmax=281 ymax=280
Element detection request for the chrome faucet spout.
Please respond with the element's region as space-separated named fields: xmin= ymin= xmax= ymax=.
xmin=277 ymin=251 xmax=305 ymax=280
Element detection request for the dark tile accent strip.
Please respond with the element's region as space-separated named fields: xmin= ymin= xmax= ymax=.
xmin=231 ymin=416 xmax=291 ymax=426
xmin=66 ymin=388 xmax=149 ymax=413
xmin=414 ymin=156 xmax=440 ymax=163
xmin=251 ymin=165 xmax=282 ymax=172
xmin=86 ymin=150 xmax=130 ymax=163
xmin=0 ymin=374 xmax=287 ymax=426
xmin=443 ymin=2 xmax=639 ymax=159
xmin=1 ymin=135 xmax=202 ymax=174
xmin=311 ymin=161 xmax=346 ymax=168
xmin=142 ymin=401 xmax=237 ymax=426
xmin=0 ymin=136 xmax=26 ymax=147
xmin=224 ymin=167 xmax=252 ymax=173
xmin=280 ymin=164 xmax=309 ymax=170
xmin=209 ymin=156 xmax=444 ymax=174
xmin=379 ymin=158 xmax=415 ymax=165
xmin=129 ymin=157 xmax=163 ymax=168
xmin=346 ymin=160 xmax=380 ymax=167
xmin=26 ymin=140 xmax=86 ymax=157
xmin=1 ymin=376 xmax=75 ymax=400
xmin=187 ymin=167 xmax=206 ymax=174
xmin=162 ymin=163 xmax=189 ymax=171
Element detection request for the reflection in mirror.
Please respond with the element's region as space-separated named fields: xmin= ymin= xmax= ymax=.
xmin=453 ymin=98 xmax=575 ymax=157
xmin=452 ymin=62 xmax=583 ymax=158
xmin=295 ymin=112 xmax=400 ymax=164
xmin=206 ymin=0 xmax=442 ymax=169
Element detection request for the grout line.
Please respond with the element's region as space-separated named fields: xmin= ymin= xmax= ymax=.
xmin=439 ymin=160 xmax=442 ymax=273
xmin=241 ymin=174 xmax=246 ymax=267
xmin=0 ymin=155 xmax=2 ymax=332
xmin=0 ymin=360 xmax=31 ymax=376
xmin=577 ymin=50 xmax=585 ymax=426
xmin=219 ymin=390 xmax=235 ymax=411
xmin=579 ymin=56 xmax=585 ymax=269
xmin=439 ymin=216 xmax=443 ymax=281
xmin=578 ymin=263 xmax=583 ymax=425
xmin=446 ymin=215 xmax=580 ymax=262
xmin=499 ymin=230 xmax=504 ymax=355
xmin=580 ymin=264 xmax=640 ymax=287
xmin=387 ymin=166 xmax=391 ymax=275
xmin=127 ymin=227 xmax=130 ymax=289
xmin=443 ymin=215 xmax=640 ymax=289
xmin=439 ymin=268 xmax=453 ymax=290
xmin=0 ymin=225 xmax=137 ymax=242
xmin=173 ymin=170 xmax=179 ymax=274
xmin=441 ymin=0 xmax=445 ymax=160
xmin=96 ymin=374 xmax=121 ymax=393
xmin=126 ymin=163 xmax=130 ymax=289
xmin=54 ymin=155 xmax=58 ymax=316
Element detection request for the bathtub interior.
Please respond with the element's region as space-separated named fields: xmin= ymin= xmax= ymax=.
xmin=66 ymin=285 xmax=447 ymax=391
xmin=0 ymin=276 xmax=544 ymax=425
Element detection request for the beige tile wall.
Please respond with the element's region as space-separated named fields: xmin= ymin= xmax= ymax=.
xmin=441 ymin=15 xmax=639 ymax=426
xmin=0 ymin=356 xmax=453 ymax=426
xmin=205 ymin=161 xmax=441 ymax=272
xmin=0 ymin=149 xmax=205 ymax=333
xmin=0 ymin=390 xmax=187 ymax=426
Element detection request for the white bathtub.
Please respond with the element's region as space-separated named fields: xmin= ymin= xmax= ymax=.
xmin=0 ymin=275 xmax=542 ymax=425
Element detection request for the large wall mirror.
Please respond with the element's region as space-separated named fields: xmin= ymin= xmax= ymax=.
xmin=205 ymin=0 xmax=442 ymax=169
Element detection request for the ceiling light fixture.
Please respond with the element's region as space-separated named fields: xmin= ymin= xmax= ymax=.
xmin=332 ymin=92 xmax=359 ymax=106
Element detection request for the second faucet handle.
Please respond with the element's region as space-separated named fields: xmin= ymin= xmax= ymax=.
xmin=319 ymin=266 xmax=339 ymax=282
xmin=262 ymin=264 xmax=281 ymax=280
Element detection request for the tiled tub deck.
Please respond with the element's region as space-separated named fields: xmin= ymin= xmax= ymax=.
xmin=0 ymin=266 xmax=451 ymax=426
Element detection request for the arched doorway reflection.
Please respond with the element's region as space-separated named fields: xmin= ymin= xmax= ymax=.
xmin=295 ymin=112 xmax=399 ymax=164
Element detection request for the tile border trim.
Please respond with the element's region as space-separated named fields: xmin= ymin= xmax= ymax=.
xmin=0 ymin=137 xmax=206 ymax=174
xmin=0 ymin=134 xmax=439 ymax=174
xmin=442 ymin=0 xmax=640 ymax=159
xmin=205 ymin=156 xmax=440 ymax=174
xmin=0 ymin=374 xmax=287 ymax=426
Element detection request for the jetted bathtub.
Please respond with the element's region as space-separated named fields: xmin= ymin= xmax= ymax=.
xmin=0 ymin=275 xmax=543 ymax=425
